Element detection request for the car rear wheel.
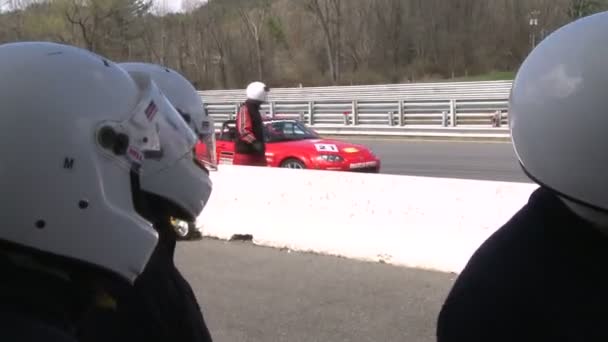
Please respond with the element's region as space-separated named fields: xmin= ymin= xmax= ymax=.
xmin=280 ymin=158 xmax=306 ymax=169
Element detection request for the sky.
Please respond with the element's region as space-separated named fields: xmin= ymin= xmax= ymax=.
xmin=0 ymin=0 xmax=208 ymax=14
xmin=153 ymin=0 xmax=207 ymax=13
xmin=156 ymin=0 xmax=185 ymax=13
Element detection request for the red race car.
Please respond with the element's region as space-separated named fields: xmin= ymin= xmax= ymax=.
xmin=200 ymin=119 xmax=381 ymax=173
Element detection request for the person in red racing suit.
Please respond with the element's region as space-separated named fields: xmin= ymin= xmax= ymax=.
xmin=234 ymin=81 xmax=269 ymax=167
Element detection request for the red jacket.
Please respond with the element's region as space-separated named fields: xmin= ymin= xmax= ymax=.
xmin=235 ymin=100 xmax=265 ymax=155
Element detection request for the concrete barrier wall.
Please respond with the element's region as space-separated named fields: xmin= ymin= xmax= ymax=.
xmin=196 ymin=165 xmax=538 ymax=274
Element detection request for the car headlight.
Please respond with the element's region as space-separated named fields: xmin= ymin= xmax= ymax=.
xmin=317 ymin=154 xmax=344 ymax=162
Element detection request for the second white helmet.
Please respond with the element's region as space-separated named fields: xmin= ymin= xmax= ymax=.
xmin=119 ymin=62 xmax=214 ymax=221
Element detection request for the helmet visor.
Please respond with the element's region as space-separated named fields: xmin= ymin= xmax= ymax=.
xmin=177 ymin=107 xmax=218 ymax=171
xmin=195 ymin=131 xmax=217 ymax=171
xmin=97 ymin=73 xmax=197 ymax=177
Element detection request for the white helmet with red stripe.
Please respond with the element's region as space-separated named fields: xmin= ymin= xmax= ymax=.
xmin=0 ymin=42 xmax=199 ymax=283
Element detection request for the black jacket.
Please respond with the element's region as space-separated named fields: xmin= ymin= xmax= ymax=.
xmin=437 ymin=187 xmax=608 ymax=341
xmin=110 ymin=219 xmax=213 ymax=342
xmin=78 ymin=195 xmax=213 ymax=342
xmin=0 ymin=246 xmax=113 ymax=342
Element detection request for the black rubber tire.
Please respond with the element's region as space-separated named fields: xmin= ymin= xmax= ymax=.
xmin=280 ymin=158 xmax=306 ymax=169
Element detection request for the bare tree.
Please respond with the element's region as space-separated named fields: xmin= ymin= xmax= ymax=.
xmin=204 ymin=2 xmax=230 ymax=88
xmin=238 ymin=0 xmax=270 ymax=80
xmin=2 ymin=0 xmax=605 ymax=89
xmin=304 ymin=0 xmax=342 ymax=84
xmin=182 ymin=0 xmax=204 ymax=13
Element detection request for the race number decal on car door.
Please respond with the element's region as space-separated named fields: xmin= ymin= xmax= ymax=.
xmin=314 ymin=143 xmax=339 ymax=152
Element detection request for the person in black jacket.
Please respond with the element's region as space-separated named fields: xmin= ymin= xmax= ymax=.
xmin=0 ymin=42 xmax=199 ymax=341
xmin=77 ymin=62 xmax=217 ymax=342
xmin=437 ymin=12 xmax=608 ymax=342
xmin=234 ymin=81 xmax=270 ymax=166
xmin=78 ymin=193 xmax=213 ymax=342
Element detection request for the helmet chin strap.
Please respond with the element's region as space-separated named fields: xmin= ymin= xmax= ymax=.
xmin=1 ymin=248 xmax=71 ymax=282
xmin=518 ymin=161 xmax=608 ymax=231
xmin=560 ymin=197 xmax=608 ymax=232
xmin=246 ymin=98 xmax=263 ymax=105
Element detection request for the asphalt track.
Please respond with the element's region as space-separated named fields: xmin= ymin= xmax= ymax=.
xmin=178 ymin=139 xmax=522 ymax=341
xmin=347 ymin=138 xmax=532 ymax=183
xmin=177 ymin=239 xmax=456 ymax=342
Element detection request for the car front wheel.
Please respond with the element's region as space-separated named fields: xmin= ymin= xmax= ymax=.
xmin=280 ymin=158 xmax=306 ymax=169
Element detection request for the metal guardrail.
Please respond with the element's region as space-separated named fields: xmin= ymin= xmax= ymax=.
xmin=200 ymin=81 xmax=514 ymax=138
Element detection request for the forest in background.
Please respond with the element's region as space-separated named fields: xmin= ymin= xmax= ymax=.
xmin=0 ymin=0 xmax=607 ymax=89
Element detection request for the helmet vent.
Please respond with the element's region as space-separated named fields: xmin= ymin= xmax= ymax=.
xmin=35 ymin=220 xmax=46 ymax=229
xmin=78 ymin=200 xmax=89 ymax=209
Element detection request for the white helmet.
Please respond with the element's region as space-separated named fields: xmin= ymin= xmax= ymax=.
xmin=246 ymin=81 xmax=269 ymax=102
xmin=0 ymin=42 xmax=197 ymax=283
xmin=509 ymin=11 xmax=608 ymax=217
xmin=119 ymin=62 xmax=215 ymax=220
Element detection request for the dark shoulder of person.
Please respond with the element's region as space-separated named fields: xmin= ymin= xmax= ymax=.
xmin=78 ymin=229 xmax=208 ymax=342
xmin=0 ymin=249 xmax=97 ymax=342
xmin=0 ymin=311 xmax=79 ymax=342
xmin=437 ymin=186 xmax=608 ymax=341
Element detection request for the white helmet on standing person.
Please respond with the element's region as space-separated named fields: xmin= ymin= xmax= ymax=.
xmin=509 ymin=11 xmax=608 ymax=224
xmin=246 ymin=81 xmax=270 ymax=102
xmin=0 ymin=42 xmax=198 ymax=283
xmin=119 ymin=62 xmax=215 ymax=221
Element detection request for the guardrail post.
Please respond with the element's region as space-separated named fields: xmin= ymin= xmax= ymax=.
xmin=352 ymin=100 xmax=358 ymax=125
xmin=299 ymin=111 xmax=305 ymax=122
xmin=398 ymin=100 xmax=404 ymax=126
xmin=343 ymin=111 xmax=350 ymax=125
xmin=449 ymin=99 xmax=456 ymax=127
xmin=492 ymin=110 xmax=502 ymax=127
xmin=441 ymin=111 xmax=449 ymax=127
xmin=269 ymin=101 xmax=275 ymax=118
xmin=230 ymin=104 xmax=239 ymax=120
xmin=308 ymin=101 xmax=314 ymax=125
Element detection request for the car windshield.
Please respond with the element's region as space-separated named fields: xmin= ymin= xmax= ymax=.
xmin=264 ymin=121 xmax=319 ymax=142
